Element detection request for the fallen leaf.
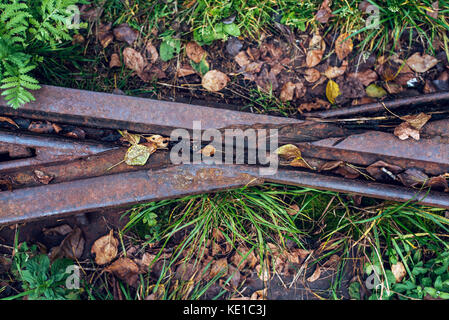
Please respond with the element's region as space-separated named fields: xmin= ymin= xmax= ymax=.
xmin=279 ymin=81 xmax=296 ymax=102
xmin=406 ymin=53 xmax=438 ymax=73
xmin=113 ymin=23 xmax=139 ymax=45
xmin=276 ymin=144 xmax=302 ymax=160
xmin=391 ymin=262 xmax=406 ymax=282
xmin=400 ymin=112 xmax=431 ymax=130
xmin=175 ymin=262 xmax=196 ymax=281
xmin=326 ymin=79 xmax=340 ymax=104
xmin=335 ymin=33 xmax=353 ymax=60
xmin=334 ymin=165 xmax=360 ymax=179
xmin=33 ymin=170 xmax=53 ymax=185
xmin=201 ymin=144 xmax=216 ymax=157
xmin=366 ymin=160 xmax=402 ymax=180
xmin=145 ymin=42 xmax=159 ymax=64
xmin=125 ymin=143 xmax=157 ymax=166
xmin=298 ymin=98 xmax=330 ymax=113
xmin=28 ymin=121 xmax=54 ymax=134
xmin=304 ymin=68 xmax=321 ymax=82
xmin=425 ymin=175 xmax=448 ymax=191
xmin=0 ymin=116 xmax=18 ymax=128
xmin=365 ymin=84 xmax=387 ymax=98
xmin=231 ymin=246 xmax=257 ymax=270
xmin=98 ymin=22 xmax=113 ymax=48
xmin=123 ymin=47 xmax=145 ymax=74
xmin=398 ymin=168 xmax=429 ymax=188
xmin=234 ymin=51 xmax=251 ymax=67
xmin=43 ymin=224 xmax=73 ymax=237
xmin=186 ymin=41 xmax=207 ymax=63
xmin=306 ymin=34 xmax=326 ymax=68
xmin=137 ymin=253 xmax=158 ymax=273
xmin=394 ymin=122 xmax=420 ymax=140
xmin=145 ymin=135 xmax=169 ymax=148
xmin=295 ymin=81 xmax=306 ymax=99
xmin=286 ymin=204 xmax=300 ymax=216
xmin=91 ymin=230 xmax=118 ymax=265
xmin=307 ymin=266 xmax=321 ymax=282
xmin=250 ymin=288 xmax=267 ymax=300
xmin=176 ymin=64 xmax=196 ymax=77
xmin=108 ymin=53 xmax=121 ymax=68
xmin=202 ymin=70 xmax=229 ymax=92
xmin=119 ymin=130 xmax=141 ymax=145
xmin=348 ymin=69 xmax=378 ymax=86
xmin=315 ymin=0 xmax=334 ymax=23
xmin=384 ymin=82 xmax=403 ymax=94
xmin=50 ymin=227 xmax=85 ymax=260
xmin=255 ymin=262 xmax=271 ymax=281
xmin=209 ymin=258 xmax=228 ymax=279
xmin=105 ymin=258 xmax=140 ymax=287
xmin=324 ymin=61 xmax=348 ymax=79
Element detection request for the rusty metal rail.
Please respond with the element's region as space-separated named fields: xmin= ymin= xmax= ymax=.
xmin=1 ymin=85 xmax=449 ymax=225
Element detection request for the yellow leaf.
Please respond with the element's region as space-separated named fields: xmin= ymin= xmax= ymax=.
xmin=125 ymin=143 xmax=156 ymax=166
xmin=275 ymin=144 xmax=302 ymax=160
xmin=119 ymin=130 xmax=141 ymax=145
xmin=326 ymin=80 xmax=340 ymax=104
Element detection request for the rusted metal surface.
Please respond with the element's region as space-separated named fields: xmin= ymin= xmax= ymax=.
xmin=0 ymin=130 xmax=116 ymax=172
xmin=0 ymin=85 xmax=301 ymax=136
xmin=303 ymin=91 xmax=449 ymax=118
xmin=1 ymin=85 xmax=449 ymax=225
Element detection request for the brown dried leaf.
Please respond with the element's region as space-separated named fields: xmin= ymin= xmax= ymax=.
xmin=231 ymin=246 xmax=257 ymax=270
xmin=145 ymin=42 xmax=159 ymax=64
xmin=315 ymin=0 xmax=333 ymax=23
xmin=109 ymin=53 xmax=121 ymax=68
xmin=0 ymin=116 xmax=18 ymax=128
xmin=113 ymin=23 xmax=139 ymax=45
xmin=306 ymin=34 xmax=326 ymax=68
xmin=105 ymin=258 xmax=140 ymax=287
xmin=43 ymin=224 xmax=73 ymax=237
xmin=398 ymin=168 xmax=428 ymax=188
xmin=335 ymin=33 xmax=353 ymax=60
xmin=98 ymin=22 xmax=113 ymax=48
xmin=298 ymin=98 xmax=330 ymax=113
xmin=33 ymin=170 xmax=53 ymax=185
xmin=406 ymin=53 xmax=438 ymax=73
xmin=50 ymin=227 xmax=85 ymax=260
xmin=234 ymin=51 xmax=251 ymax=67
xmin=304 ymin=68 xmax=321 ymax=83
xmin=334 ymin=165 xmax=360 ymax=179
xmin=391 ymin=262 xmax=406 ymax=282
xmin=202 ymin=70 xmax=229 ymax=92
xmin=91 ymin=230 xmax=118 ymax=265
xmin=209 ymin=258 xmax=228 ymax=279
xmin=400 ymin=112 xmax=431 ymax=130
xmin=394 ymin=122 xmax=420 ymax=140
xmin=348 ymin=69 xmax=378 ymax=86
xmin=324 ymin=61 xmax=348 ymax=79
xmin=319 ymin=160 xmax=344 ymax=171
xmin=145 ymin=135 xmax=169 ymax=148
xmin=425 ymin=175 xmax=448 ymax=191
xmin=307 ymin=266 xmax=321 ymax=282
xmin=123 ymin=47 xmax=145 ymax=74
xmin=137 ymin=253 xmax=158 ymax=273
xmin=276 ymin=144 xmax=302 ymax=160
xmin=279 ymin=81 xmax=296 ymax=102
xmin=176 ymin=64 xmax=196 ymax=77
xmin=186 ymin=41 xmax=207 ymax=63
xmin=286 ymin=204 xmax=300 ymax=216
xmin=366 ymin=160 xmax=402 ymax=180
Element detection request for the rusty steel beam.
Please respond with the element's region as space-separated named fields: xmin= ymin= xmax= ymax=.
xmin=0 ymin=130 xmax=116 ymax=172
xmin=303 ymin=91 xmax=449 ymax=119
xmin=1 ymin=163 xmax=448 ymax=225
xmin=0 ymin=85 xmax=301 ymax=136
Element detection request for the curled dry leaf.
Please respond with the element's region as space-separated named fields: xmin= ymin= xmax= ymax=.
xmin=98 ymin=22 xmax=113 ymax=48
xmin=400 ymin=112 xmax=431 ymax=130
xmin=43 ymin=224 xmax=73 ymax=237
xmin=275 ymin=144 xmax=302 ymax=160
xmin=33 ymin=169 xmax=53 ymax=185
xmin=315 ymin=0 xmax=333 ymax=23
xmin=304 ymin=68 xmax=321 ymax=83
xmin=91 ymin=230 xmax=118 ymax=265
xmin=279 ymin=81 xmax=296 ymax=102
xmin=298 ymin=98 xmax=330 ymax=113
xmin=366 ymin=160 xmax=402 ymax=181
xmin=201 ymin=144 xmax=216 ymax=157
xmin=109 ymin=53 xmax=121 ymax=68
xmin=176 ymin=64 xmax=196 ymax=77
xmin=50 ymin=227 xmax=85 ymax=260
xmin=394 ymin=122 xmax=420 ymax=141
xmin=209 ymin=258 xmax=229 ymax=279
xmin=307 ymin=266 xmax=321 ymax=282
xmin=335 ymin=33 xmax=353 ymax=60
xmin=398 ymin=168 xmax=428 ymax=188
xmin=234 ymin=51 xmax=251 ymax=67
xmin=186 ymin=41 xmax=207 ymax=64
xmin=105 ymin=257 xmax=140 ymax=287
xmin=145 ymin=42 xmax=159 ymax=64
xmin=406 ymin=53 xmax=438 ymax=73
xmin=347 ymin=69 xmax=378 ymax=86
xmin=391 ymin=262 xmax=406 ymax=282
xmin=0 ymin=116 xmax=18 ymax=128
xmin=202 ymin=70 xmax=230 ymax=92
xmin=146 ymin=135 xmax=169 ymax=148
xmin=324 ymin=60 xmax=348 ymax=79
xmin=123 ymin=47 xmax=145 ymax=74
xmin=306 ymin=34 xmax=326 ymax=68
xmin=113 ymin=23 xmax=139 ymax=45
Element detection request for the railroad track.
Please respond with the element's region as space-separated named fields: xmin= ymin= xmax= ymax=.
xmin=1 ymin=85 xmax=449 ymax=225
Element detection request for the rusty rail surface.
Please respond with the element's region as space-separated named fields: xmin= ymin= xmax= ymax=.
xmin=1 ymin=85 xmax=449 ymax=224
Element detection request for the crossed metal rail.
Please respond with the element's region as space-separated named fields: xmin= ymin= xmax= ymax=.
xmin=1 ymin=85 xmax=449 ymax=225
